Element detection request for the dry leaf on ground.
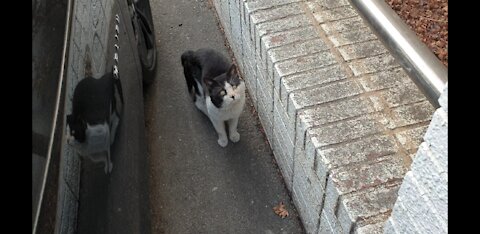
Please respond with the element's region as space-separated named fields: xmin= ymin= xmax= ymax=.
xmin=273 ymin=202 xmax=289 ymax=218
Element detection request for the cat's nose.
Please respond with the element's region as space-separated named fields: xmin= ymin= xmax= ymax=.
xmin=231 ymin=95 xmax=235 ymax=100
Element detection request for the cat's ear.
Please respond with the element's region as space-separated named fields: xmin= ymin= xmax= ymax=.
xmin=204 ymin=78 xmax=220 ymax=89
xmin=227 ymin=64 xmax=237 ymax=79
xmin=204 ymin=78 xmax=214 ymax=87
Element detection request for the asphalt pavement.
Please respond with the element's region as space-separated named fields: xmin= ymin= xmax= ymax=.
xmin=144 ymin=0 xmax=304 ymax=233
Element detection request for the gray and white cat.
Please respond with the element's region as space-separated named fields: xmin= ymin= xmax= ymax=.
xmin=66 ymin=69 xmax=123 ymax=174
xmin=181 ymin=48 xmax=245 ymax=147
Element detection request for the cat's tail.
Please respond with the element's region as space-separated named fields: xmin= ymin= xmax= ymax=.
xmin=181 ymin=50 xmax=199 ymax=99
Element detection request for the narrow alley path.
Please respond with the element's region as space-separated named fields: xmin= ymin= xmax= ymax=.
xmin=144 ymin=0 xmax=304 ymax=233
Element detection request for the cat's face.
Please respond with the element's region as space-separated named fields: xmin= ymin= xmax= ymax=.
xmin=207 ymin=64 xmax=245 ymax=108
xmin=220 ymin=79 xmax=245 ymax=107
xmin=66 ymin=114 xmax=87 ymax=143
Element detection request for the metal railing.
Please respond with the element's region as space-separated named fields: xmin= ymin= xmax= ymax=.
xmin=349 ymin=0 xmax=448 ymax=108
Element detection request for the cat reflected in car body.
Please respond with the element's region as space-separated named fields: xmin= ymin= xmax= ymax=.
xmin=66 ymin=69 xmax=123 ymax=174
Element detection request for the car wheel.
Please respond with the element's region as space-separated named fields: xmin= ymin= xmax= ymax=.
xmin=130 ymin=0 xmax=157 ymax=86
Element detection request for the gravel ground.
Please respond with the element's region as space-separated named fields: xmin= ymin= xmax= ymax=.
xmin=386 ymin=0 xmax=448 ymax=67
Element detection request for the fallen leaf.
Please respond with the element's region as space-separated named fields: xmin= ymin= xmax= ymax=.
xmin=273 ymin=202 xmax=289 ymax=218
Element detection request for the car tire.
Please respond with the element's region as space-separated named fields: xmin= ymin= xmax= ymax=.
xmin=131 ymin=0 xmax=157 ymax=86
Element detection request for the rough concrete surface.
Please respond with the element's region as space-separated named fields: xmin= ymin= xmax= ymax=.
xmin=144 ymin=0 xmax=304 ymax=233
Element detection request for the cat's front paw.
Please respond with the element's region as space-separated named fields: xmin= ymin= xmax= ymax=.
xmin=218 ymin=138 xmax=228 ymax=147
xmin=230 ymin=132 xmax=240 ymax=143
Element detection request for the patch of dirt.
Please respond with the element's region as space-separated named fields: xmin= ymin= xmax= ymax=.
xmin=385 ymin=0 xmax=448 ymax=67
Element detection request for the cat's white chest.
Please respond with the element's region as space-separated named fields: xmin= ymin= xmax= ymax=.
xmin=69 ymin=122 xmax=110 ymax=156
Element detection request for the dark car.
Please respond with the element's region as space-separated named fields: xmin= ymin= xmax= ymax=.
xmin=32 ymin=0 xmax=157 ymax=233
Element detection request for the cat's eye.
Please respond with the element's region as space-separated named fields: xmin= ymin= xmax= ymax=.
xmin=220 ymin=90 xmax=226 ymax=96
